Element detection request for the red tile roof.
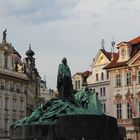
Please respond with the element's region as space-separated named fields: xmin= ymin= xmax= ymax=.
xmin=101 ymin=49 xmax=112 ymax=61
xmin=75 ymin=71 xmax=92 ymax=77
xmin=128 ymin=36 xmax=140 ymax=45
xmin=104 ymin=36 xmax=140 ymax=69
xmin=103 ymin=53 xmax=126 ymax=69
xmin=101 ymin=49 xmax=118 ymax=61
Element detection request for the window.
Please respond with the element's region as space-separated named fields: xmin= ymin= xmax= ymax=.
xmin=107 ymin=71 xmax=109 ymax=79
xmin=138 ymin=71 xmax=140 ymax=84
xmin=96 ymin=73 xmax=98 ymax=81
xmin=100 ymin=88 xmax=102 ymax=96
xmin=101 ymin=72 xmax=104 ymax=80
xmin=116 ymin=103 xmax=122 ymax=119
xmin=4 ymin=97 xmax=9 ymax=110
xmin=103 ymin=87 xmax=106 ymax=96
xmin=10 ymin=81 xmax=14 ymax=91
xmin=77 ymin=80 xmax=80 ymax=89
xmin=12 ymin=112 xmax=17 ymax=123
xmin=4 ymin=52 xmax=8 ymax=69
xmin=13 ymin=82 xmax=16 ymax=92
xmin=116 ymin=74 xmax=121 ymax=87
xmin=75 ymin=80 xmax=80 ymax=90
xmin=127 ymin=103 xmax=132 ymax=119
xmin=1 ymin=79 xmax=5 ymax=90
xmin=12 ymin=100 xmax=17 ymax=111
xmin=20 ymin=100 xmax=24 ymax=112
xmin=100 ymin=87 xmax=105 ymax=97
xmin=5 ymin=80 xmax=9 ymax=90
xmin=101 ymin=103 xmax=106 ymax=113
xmin=126 ymin=72 xmax=132 ymax=86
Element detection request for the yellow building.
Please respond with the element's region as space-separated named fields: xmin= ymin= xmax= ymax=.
xmin=72 ymin=72 xmax=83 ymax=90
xmin=0 ymin=30 xmax=40 ymax=138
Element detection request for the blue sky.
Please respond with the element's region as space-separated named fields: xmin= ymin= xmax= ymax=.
xmin=0 ymin=0 xmax=140 ymax=89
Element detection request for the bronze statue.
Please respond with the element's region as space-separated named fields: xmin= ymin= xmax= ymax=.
xmin=57 ymin=57 xmax=73 ymax=98
xmin=12 ymin=58 xmax=103 ymax=127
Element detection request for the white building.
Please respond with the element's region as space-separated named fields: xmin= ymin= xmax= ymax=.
xmin=0 ymin=30 xmax=40 ymax=139
xmin=39 ymin=79 xmax=56 ymax=104
xmin=88 ymin=49 xmax=114 ymax=115
xmin=104 ymin=36 xmax=140 ymax=140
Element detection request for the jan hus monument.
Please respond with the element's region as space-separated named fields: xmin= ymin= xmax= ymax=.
xmin=10 ymin=58 xmax=123 ymax=140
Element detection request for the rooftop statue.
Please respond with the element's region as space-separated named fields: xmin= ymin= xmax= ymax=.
xmin=12 ymin=58 xmax=103 ymax=127
xmin=3 ymin=29 xmax=7 ymax=41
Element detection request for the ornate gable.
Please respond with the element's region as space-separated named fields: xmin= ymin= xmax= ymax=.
xmin=93 ymin=50 xmax=111 ymax=67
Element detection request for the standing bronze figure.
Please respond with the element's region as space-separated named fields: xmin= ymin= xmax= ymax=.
xmin=57 ymin=57 xmax=73 ymax=98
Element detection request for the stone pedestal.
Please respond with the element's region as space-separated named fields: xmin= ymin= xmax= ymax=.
xmin=10 ymin=115 xmax=123 ymax=140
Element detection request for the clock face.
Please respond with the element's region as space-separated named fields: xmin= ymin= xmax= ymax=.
xmin=121 ymin=48 xmax=126 ymax=59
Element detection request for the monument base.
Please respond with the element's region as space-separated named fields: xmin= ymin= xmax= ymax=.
xmin=10 ymin=115 xmax=123 ymax=140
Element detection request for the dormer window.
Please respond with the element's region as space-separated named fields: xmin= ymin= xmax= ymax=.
xmin=121 ymin=48 xmax=126 ymax=60
xmin=117 ymin=42 xmax=131 ymax=62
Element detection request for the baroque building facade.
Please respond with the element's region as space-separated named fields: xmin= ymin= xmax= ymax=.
xmin=104 ymin=36 xmax=140 ymax=140
xmin=72 ymin=37 xmax=140 ymax=139
xmin=0 ymin=30 xmax=40 ymax=138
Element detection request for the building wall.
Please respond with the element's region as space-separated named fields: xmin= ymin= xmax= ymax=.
xmin=88 ymin=50 xmax=111 ymax=115
xmin=0 ymin=32 xmax=40 ymax=138
xmin=0 ymin=74 xmax=28 ymax=137
xmin=108 ymin=60 xmax=140 ymax=139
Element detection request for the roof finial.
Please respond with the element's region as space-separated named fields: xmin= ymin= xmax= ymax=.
xmin=101 ymin=39 xmax=105 ymax=50
xmin=111 ymin=37 xmax=115 ymax=47
xmin=29 ymin=43 xmax=31 ymax=49
xmin=111 ymin=37 xmax=115 ymax=61
xmin=2 ymin=29 xmax=7 ymax=43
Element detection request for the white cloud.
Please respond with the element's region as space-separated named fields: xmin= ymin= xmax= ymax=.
xmin=0 ymin=0 xmax=140 ymax=88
